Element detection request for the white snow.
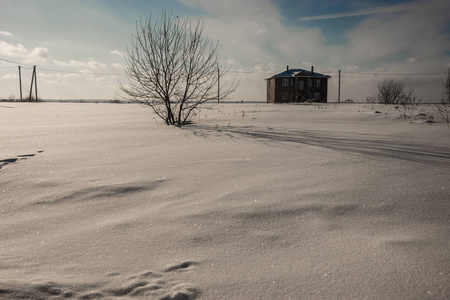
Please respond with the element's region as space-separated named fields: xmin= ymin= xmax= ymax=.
xmin=1 ymin=102 xmax=449 ymax=299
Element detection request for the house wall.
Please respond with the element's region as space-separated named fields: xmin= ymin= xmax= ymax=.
xmin=266 ymin=77 xmax=329 ymax=103
xmin=309 ymin=78 xmax=328 ymax=103
xmin=266 ymin=78 xmax=276 ymax=103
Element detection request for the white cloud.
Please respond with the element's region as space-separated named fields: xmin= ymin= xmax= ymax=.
xmin=253 ymin=65 xmax=263 ymax=72
xmin=175 ymin=0 xmax=338 ymax=100
xmin=95 ymin=77 xmax=107 ymax=83
xmin=110 ymin=50 xmax=124 ymax=56
xmin=225 ymin=58 xmax=235 ymax=66
xmin=345 ymin=66 xmax=359 ymax=71
xmin=300 ymin=2 xmax=417 ymax=21
xmin=0 ymin=31 xmax=13 ymax=37
xmin=346 ymin=1 xmax=450 ymax=64
xmin=28 ymin=47 xmax=51 ymax=62
xmin=176 ymin=0 xmax=449 ymax=102
xmin=0 ymin=41 xmax=28 ymax=57
xmin=1 ymin=0 xmax=447 ymax=101
xmin=42 ymin=79 xmax=59 ymax=85
xmin=0 ymin=40 xmax=106 ymax=72
xmin=79 ymin=68 xmax=93 ymax=74
xmin=53 ymin=59 xmax=86 ymax=68
xmin=1 ymin=73 xmax=18 ymax=80
xmin=87 ymin=58 xmax=107 ymax=70
xmin=112 ymin=63 xmax=125 ymax=69
xmin=53 ymin=58 xmax=106 ymax=70
xmin=179 ymin=0 xmax=279 ymax=20
xmin=180 ymin=0 xmax=312 ymax=65
xmin=0 ymin=41 xmax=51 ymax=64
xmin=39 ymin=71 xmax=81 ymax=82
xmin=35 ymin=69 xmax=120 ymax=99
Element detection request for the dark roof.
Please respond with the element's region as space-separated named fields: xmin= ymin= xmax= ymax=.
xmin=268 ymin=68 xmax=331 ymax=79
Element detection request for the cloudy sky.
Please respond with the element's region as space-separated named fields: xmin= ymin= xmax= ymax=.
xmin=1 ymin=0 xmax=449 ymax=102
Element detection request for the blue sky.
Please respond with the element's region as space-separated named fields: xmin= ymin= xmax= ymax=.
xmin=1 ymin=0 xmax=449 ymax=101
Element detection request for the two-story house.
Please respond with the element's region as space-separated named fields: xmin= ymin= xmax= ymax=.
xmin=266 ymin=66 xmax=331 ymax=103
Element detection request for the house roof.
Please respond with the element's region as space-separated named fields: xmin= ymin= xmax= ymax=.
xmin=268 ymin=68 xmax=331 ymax=79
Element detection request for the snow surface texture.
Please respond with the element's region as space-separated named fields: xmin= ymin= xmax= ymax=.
xmin=1 ymin=102 xmax=449 ymax=300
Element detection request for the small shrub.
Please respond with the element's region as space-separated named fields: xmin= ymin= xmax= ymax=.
xmin=436 ymin=69 xmax=450 ymax=127
xmin=397 ymin=93 xmax=421 ymax=120
xmin=442 ymin=68 xmax=450 ymax=104
xmin=376 ymin=78 xmax=406 ymax=104
xmin=434 ymin=101 xmax=450 ymax=127
xmin=366 ymin=95 xmax=377 ymax=109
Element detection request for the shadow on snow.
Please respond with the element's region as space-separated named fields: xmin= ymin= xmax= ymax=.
xmin=183 ymin=124 xmax=450 ymax=167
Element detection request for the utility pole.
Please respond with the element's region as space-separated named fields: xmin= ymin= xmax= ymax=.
xmin=338 ymin=69 xmax=341 ymax=103
xmin=29 ymin=65 xmax=36 ymax=102
xmin=217 ymin=66 xmax=220 ymax=103
xmin=34 ymin=65 xmax=38 ymax=101
xmin=29 ymin=66 xmax=34 ymax=101
xmin=18 ymin=66 xmax=23 ymax=101
xmin=217 ymin=41 xmax=220 ymax=104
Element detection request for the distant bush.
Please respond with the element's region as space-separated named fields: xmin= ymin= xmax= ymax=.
xmin=443 ymin=68 xmax=450 ymax=104
xmin=376 ymin=78 xmax=407 ymax=104
xmin=434 ymin=102 xmax=450 ymax=127
xmin=25 ymin=95 xmax=41 ymax=102
xmin=434 ymin=70 xmax=450 ymax=127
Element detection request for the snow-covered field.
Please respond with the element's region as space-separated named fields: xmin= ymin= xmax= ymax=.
xmin=1 ymin=102 xmax=449 ymax=300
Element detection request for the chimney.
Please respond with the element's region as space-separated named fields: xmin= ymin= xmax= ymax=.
xmin=287 ymin=65 xmax=289 ymax=72
xmin=311 ymin=66 xmax=314 ymax=76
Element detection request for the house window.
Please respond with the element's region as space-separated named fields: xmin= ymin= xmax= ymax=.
xmin=282 ymin=79 xmax=289 ymax=87
xmin=315 ymin=79 xmax=321 ymax=87
xmin=290 ymin=79 xmax=293 ymax=86
xmin=299 ymin=81 xmax=304 ymax=90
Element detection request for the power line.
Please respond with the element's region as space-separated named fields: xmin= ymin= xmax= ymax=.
xmin=0 ymin=57 xmax=127 ymax=76
xmin=341 ymin=71 xmax=446 ymax=76
xmin=228 ymin=69 xmax=448 ymax=76
xmin=227 ymin=70 xmax=447 ymax=76
xmin=38 ymin=67 xmax=126 ymax=76
xmin=40 ymin=68 xmax=267 ymax=76
xmin=228 ymin=70 xmax=273 ymax=75
xmin=1 ymin=56 xmax=447 ymax=77
xmin=0 ymin=57 xmax=34 ymax=67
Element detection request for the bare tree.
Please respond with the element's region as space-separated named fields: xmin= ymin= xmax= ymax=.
xmin=442 ymin=68 xmax=450 ymax=104
xmin=376 ymin=78 xmax=406 ymax=104
xmin=434 ymin=69 xmax=450 ymax=127
xmin=120 ymin=12 xmax=238 ymax=125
